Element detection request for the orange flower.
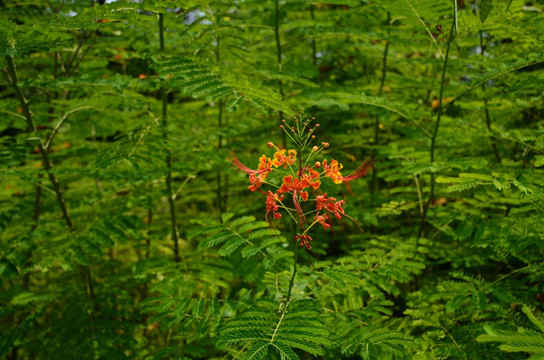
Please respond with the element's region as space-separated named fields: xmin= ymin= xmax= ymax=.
xmin=323 ymin=159 xmax=343 ymax=184
xmin=272 ymin=149 xmax=296 ymax=168
xmin=249 ymin=174 xmax=265 ymax=192
xmin=258 ymin=155 xmax=273 ymax=173
xmin=315 ymin=193 xmax=345 ymax=219
xmin=278 ymin=176 xmax=309 ymax=200
xmin=302 ymin=168 xmax=321 ymax=190
xmin=294 ymin=234 xmax=313 ymax=249
xmin=265 ymin=191 xmax=284 ymax=221
xmin=314 ymin=213 xmax=331 ymax=230
xmin=278 ymin=175 xmax=310 ymax=225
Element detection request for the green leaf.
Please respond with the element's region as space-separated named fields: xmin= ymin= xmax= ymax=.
xmin=244 ymin=341 xmax=269 ymax=360
xmin=445 ymin=295 xmax=467 ymax=314
xmin=198 ymin=231 xmax=236 ymax=250
xmin=522 ymin=305 xmax=544 ymax=333
xmin=271 ymin=341 xmax=300 ymax=360
xmin=218 ymin=237 xmax=246 ymax=256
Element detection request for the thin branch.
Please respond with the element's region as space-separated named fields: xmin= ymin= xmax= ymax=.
xmin=159 ymin=13 xmax=181 ymax=264
xmin=45 ymin=106 xmax=95 ymax=149
xmin=5 ymin=55 xmax=98 ymax=336
xmin=405 ymin=0 xmax=445 ymax=59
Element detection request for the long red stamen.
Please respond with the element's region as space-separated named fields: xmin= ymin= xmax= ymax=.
xmin=340 ymin=157 xmax=375 ymax=194
xmin=340 ymin=157 xmax=375 ymax=182
xmin=227 ymin=149 xmax=262 ymax=175
xmin=343 ymin=213 xmax=364 ymax=233
xmin=293 ymin=190 xmax=306 ymax=227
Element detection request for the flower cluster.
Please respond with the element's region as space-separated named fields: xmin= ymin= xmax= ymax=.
xmin=228 ymin=112 xmax=374 ymax=250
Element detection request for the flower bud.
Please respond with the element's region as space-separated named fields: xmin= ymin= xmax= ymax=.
xmin=280 ymin=125 xmax=284 ymax=128
xmin=311 ymin=135 xmax=315 ymax=139
xmin=315 ymin=123 xmax=320 ymax=127
xmin=267 ymin=142 xmax=275 ymax=148
xmin=312 ymin=146 xmax=319 ymax=152
xmin=322 ymin=142 xmax=329 ymax=149
xmin=314 ymin=161 xmax=321 ymax=168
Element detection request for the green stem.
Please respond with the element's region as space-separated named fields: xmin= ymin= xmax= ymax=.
xmin=310 ymin=5 xmax=316 ymax=67
xmin=159 ymin=13 xmax=165 ymax=52
xmin=146 ymin=200 xmax=152 ymax=259
xmin=430 ymin=20 xmax=455 ymax=166
xmin=275 ymin=0 xmax=286 ymax=148
xmin=5 ymin=54 xmax=98 ymax=333
xmin=285 ymin=250 xmax=298 ymax=303
xmin=371 ymin=12 xmax=390 ymax=205
xmin=159 ymin=13 xmax=180 ymax=263
xmin=479 ymin=31 xmax=501 ymax=164
xmin=23 ymin=174 xmax=43 ymax=290
xmin=216 ymin=35 xmax=226 ymax=213
xmin=417 ymin=16 xmax=456 ymax=242
xmin=274 ymin=0 xmax=282 ymax=71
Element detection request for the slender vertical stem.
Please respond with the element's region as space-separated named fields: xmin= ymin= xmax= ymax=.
xmin=5 ymin=54 xmax=98 ymax=330
xmin=479 ymin=31 xmax=501 ymax=164
xmin=379 ymin=14 xmax=391 ymax=91
xmin=54 ymin=52 xmax=58 ymax=79
xmin=6 ymin=56 xmax=73 ymax=227
xmin=23 ymin=175 xmax=43 ymax=289
xmin=371 ymin=12 xmax=390 ymax=204
xmin=159 ymin=13 xmax=165 ymax=51
xmin=285 ymin=250 xmax=298 ymax=303
xmin=217 ymin=100 xmax=225 ymax=212
xmin=274 ymin=0 xmax=282 ymax=71
xmin=416 ymin=17 xmax=455 ymax=242
xmin=275 ymin=0 xmax=286 ymax=147
xmin=159 ymin=13 xmax=180 ymax=263
xmin=146 ymin=203 xmax=152 ymax=259
xmin=5 ymin=56 xmax=35 ymax=132
xmin=310 ymin=5 xmax=317 ymax=67
xmin=216 ymin=35 xmax=226 ymax=213
xmin=429 ymin=18 xmax=455 ymax=196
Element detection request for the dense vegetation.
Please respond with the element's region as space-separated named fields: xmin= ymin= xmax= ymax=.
xmin=1 ymin=0 xmax=544 ymax=359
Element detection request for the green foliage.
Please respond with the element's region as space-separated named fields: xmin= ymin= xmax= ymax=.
xmin=1 ymin=0 xmax=544 ymax=359
xmin=477 ymin=305 xmax=544 ymax=357
xmin=190 ymin=214 xmax=292 ymax=271
xmin=216 ymin=299 xmax=331 ymax=360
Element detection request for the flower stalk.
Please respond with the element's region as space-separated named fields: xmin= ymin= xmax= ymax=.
xmin=228 ymin=112 xmax=374 ymax=301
